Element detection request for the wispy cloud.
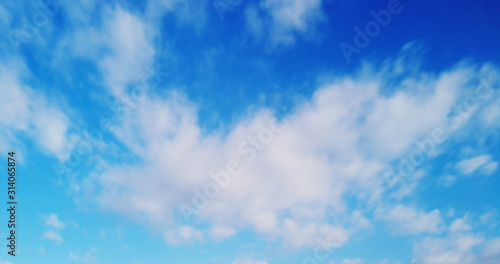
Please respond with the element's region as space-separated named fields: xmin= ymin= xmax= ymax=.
xmin=69 ymin=252 xmax=97 ymax=263
xmin=245 ymin=0 xmax=325 ymax=49
xmin=0 ymin=60 xmax=77 ymax=161
xmin=42 ymin=230 xmax=63 ymax=244
xmin=456 ymin=155 xmax=493 ymax=175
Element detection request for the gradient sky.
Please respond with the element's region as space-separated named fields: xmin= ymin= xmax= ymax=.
xmin=0 ymin=0 xmax=500 ymax=264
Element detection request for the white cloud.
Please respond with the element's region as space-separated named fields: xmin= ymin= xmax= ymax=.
xmin=78 ymin=43 xmax=500 ymax=248
xmin=413 ymin=212 xmax=500 ymax=264
xmin=4 ymin=1 xmax=500 ymax=261
xmin=481 ymin=103 xmax=500 ymax=127
xmin=281 ymin=219 xmax=351 ymax=249
xmin=413 ymin=234 xmax=484 ymax=264
xmin=100 ymin=7 xmax=155 ymax=99
xmin=0 ymin=60 xmax=77 ymax=161
xmin=59 ymin=6 xmax=156 ymax=102
xmin=449 ymin=217 xmax=472 ymax=233
xmin=232 ymin=258 xmax=269 ymax=264
xmin=45 ymin=214 xmax=65 ymax=229
xmin=437 ymin=175 xmax=456 ymax=188
xmin=334 ymin=260 xmax=401 ymax=264
xmin=378 ymin=205 xmax=444 ymax=235
xmin=456 ymin=155 xmax=491 ymax=174
xmin=479 ymin=71 xmax=500 ymax=128
xmin=0 ymin=4 xmax=11 ymax=27
xmin=165 ymin=225 xmax=204 ymax=245
xmin=245 ymin=6 xmax=265 ymax=41
xmin=340 ymin=259 xmax=365 ymax=264
xmin=479 ymin=210 xmax=498 ymax=228
xmin=481 ymin=238 xmax=500 ymax=260
xmin=245 ymin=0 xmax=325 ymax=48
xmin=208 ymin=225 xmax=236 ymax=240
xmin=412 ymin=233 xmax=500 ymax=264
xmin=481 ymin=161 xmax=498 ymax=175
xmin=141 ymin=0 xmax=209 ymax=33
xmin=42 ymin=230 xmax=63 ymax=244
xmin=69 ymin=252 xmax=97 ymax=263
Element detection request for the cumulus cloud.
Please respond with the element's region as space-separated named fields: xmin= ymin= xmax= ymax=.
xmin=57 ymin=4 xmax=500 ymax=250
xmin=2 ymin=1 xmax=498 ymax=262
xmin=73 ymin=40 xmax=500 ymax=248
xmin=412 ymin=211 xmax=500 ymax=264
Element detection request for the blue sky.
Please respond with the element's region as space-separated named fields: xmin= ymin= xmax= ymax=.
xmin=0 ymin=0 xmax=499 ymax=263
